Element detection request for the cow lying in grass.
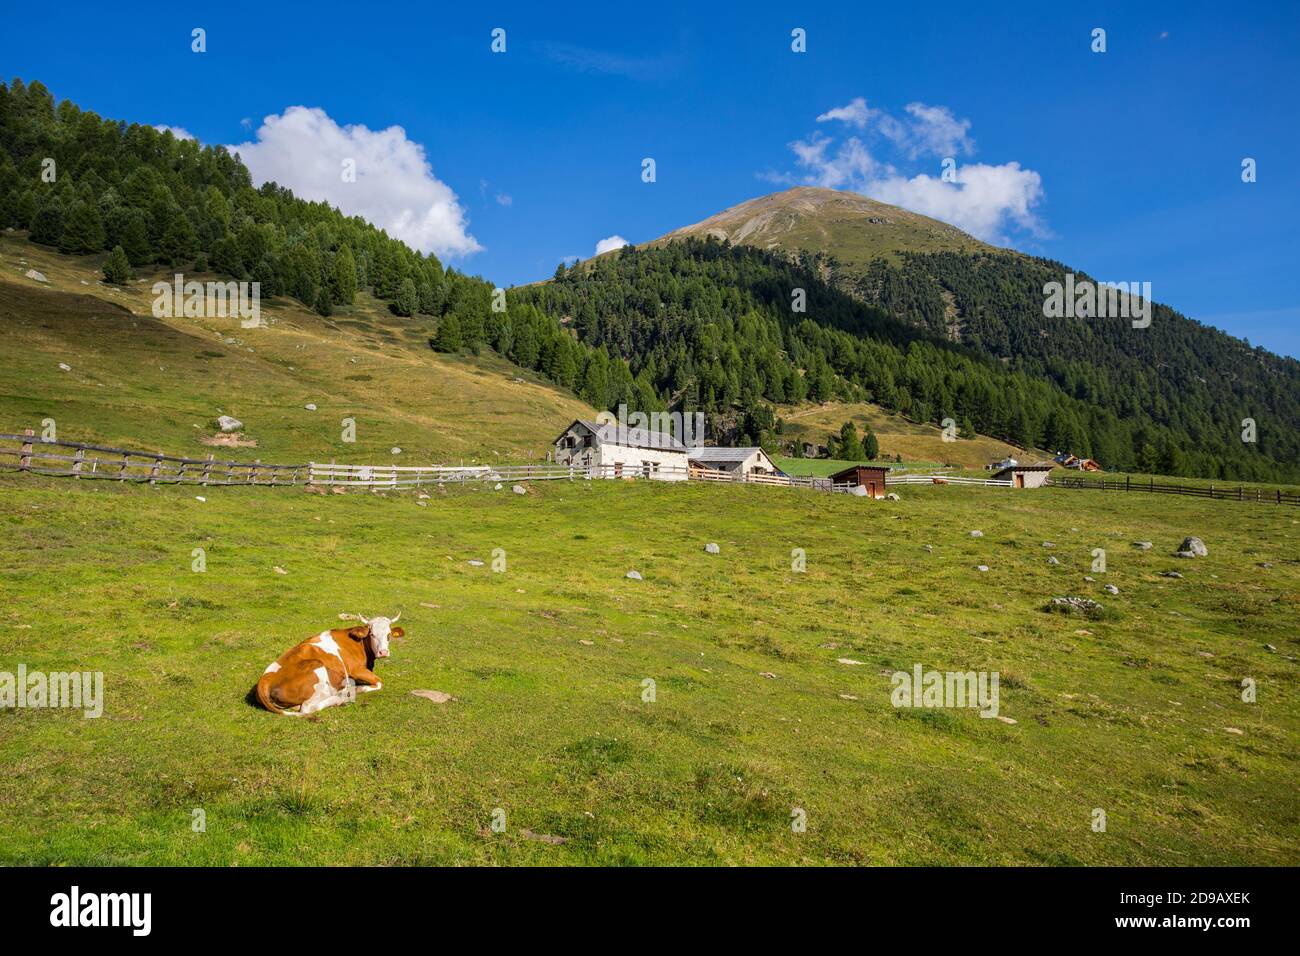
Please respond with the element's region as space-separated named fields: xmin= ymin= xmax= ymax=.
xmin=255 ymin=613 xmax=403 ymax=716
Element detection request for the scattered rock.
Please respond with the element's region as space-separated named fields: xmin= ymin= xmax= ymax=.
xmin=578 ymin=639 xmax=594 ymax=646
xmin=391 ymin=447 xmax=401 ymax=455
xmin=494 ymin=482 xmax=503 ymax=490
xmin=969 ymin=530 xmax=983 ymax=538
xmin=1047 ymin=556 xmax=1060 ymax=565
xmin=57 ymin=362 xmax=71 ymax=372
xmin=1103 ymin=584 xmax=1119 ymax=595
xmin=520 ymin=829 xmax=567 ymax=845
xmin=759 ymin=671 xmax=777 ymax=679
xmin=194 ymin=496 xmax=206 ymax=502
xmin=419 ymin=602 xmax=439 ymax=609
xmin=625 ymin=570 xmax=642 ymax=581
xmin=977 ymin=565 xmax=990 ymax=572
xmin=838 ymin=694 xmax=859 ymax=701
xmin=1083 ymin=576 xmax=1095 ymax=582
xmin=995 ymin=715 xmax=1018 ymax=725
xmin=467 ymin=559 xmax=484 ymax=567
xmin=1041 ymin=541 xmax=1055 ymax=548
xmin=410 ymin=689 xmax=454 ymax=704
xmin=1133 ymin=541 xmax=1153 ymax=550
xmin=1264 ymin=643 xmax=1277 ymax=651
xmin=24 ymin=269 xmax=48 ymax=283
xmin=1177 ymin=536 xmax=1208 ymax=557
xmin=704 ymin=542 xmax=720 ymax=554
xmin=512 ymin=484 xmax=527 ymax=495
xmin=1223 ymin=727 xmax=1244 ymax=735
xmin=1048 ymin=596 xmax=1103 ymax=615
xmin=922 ymin=545 xmax=933 ymax=553
xmin=305 ymin=403 xmax=317 ymax=411
xmin=836 ymin=658 xmax=865 ymax=666
xmin=217 ymin=415 xmax=243 ymax=432
xmin=885 ymin=492 xmax=900 ymax=501
xmin=1160 ymin=571 xmax=1183 ymax=578
xmin=273 ymin=566 xmax=287 ymax=575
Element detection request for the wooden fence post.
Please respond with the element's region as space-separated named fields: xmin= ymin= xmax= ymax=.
xmin=18 ymin=428 xmax=34 ymax=471
xmin=149 ymin=453 xmax=162 ymax=485
xmin=201 ymin=454 xmax=214 ymax=486
xmin=72 ymin=447 xmax=85 ymax=478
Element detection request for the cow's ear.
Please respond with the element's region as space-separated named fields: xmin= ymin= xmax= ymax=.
xmin=391 ymin=627 xmax=405 ymax=639
xmin=347 ymin=625 xmax=370 ymax=640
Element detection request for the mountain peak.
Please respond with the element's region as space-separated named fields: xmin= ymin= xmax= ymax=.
xmin=655 ymin=186 xmax=993 ymax=267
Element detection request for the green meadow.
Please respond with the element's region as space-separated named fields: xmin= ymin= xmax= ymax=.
xmin=1 ymin=473 xmax=1296 ymax=865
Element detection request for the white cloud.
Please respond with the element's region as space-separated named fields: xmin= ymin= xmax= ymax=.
xmin=495 ymin=193 xmax=513 ymax=207
xmin=595 ymin=235 xmax=629 ymax=255
xmin=154 ymin=125 xmax=194 ymax=141
xmin=816 ymin=97 xmax=878 ymax=129
xmin=778 ymin=97 xmax=1044 ymax=243
xmin=868 ymin=163 xmax=1046 ymax=241
xmin=229 ymin=106 xmax=481 ymax=258
xmin=900 ymin=102 xmax=974 ymax=158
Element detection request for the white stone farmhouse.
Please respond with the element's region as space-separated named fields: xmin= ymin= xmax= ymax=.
xmin=553 ymin=420 xmax=690 ymax=480
xmin=687 ymin=446 xmax=781 ymax=478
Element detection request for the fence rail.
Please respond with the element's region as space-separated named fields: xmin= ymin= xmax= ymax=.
xmin=1047 ymin=474 xmax=1300 ymax=506
xmin=0 ymin=432 xmax=306 ymax=485
xmin=888 ymin=473 xmax=1013 ymax=487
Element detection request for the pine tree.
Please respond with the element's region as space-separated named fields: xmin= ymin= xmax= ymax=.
xmin=392 ymin=277 xmax=417 ymax=317
xmin=29 ymin=201 xmax=63 ymax=245
xmin=433 ymin=313 xmax=463 ymax=352
xmin=863 ymin=427 xmax=879 ymax=460
xmin=315 ymin=285 xmax=333 ymax=317
xmin=59 ymin=200 xmax=106 ymax=254
xmin=102 ymin=245 xmax=131 ymax=285
xmin=332 ymin=244 xmax=358 ymax=305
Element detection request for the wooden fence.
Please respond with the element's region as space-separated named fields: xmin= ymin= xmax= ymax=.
xmin=1047 ymin=474 xmax=1300 ymax=506
xmin=0 ymin=431 xmax=306 ymax=485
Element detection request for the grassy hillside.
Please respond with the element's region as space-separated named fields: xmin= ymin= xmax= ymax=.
xmin=1 ymin=472 xmax=1296 ymax=865
xmin=778 ymin=400 xmax=1045 ymax=470
xmin=0 ymin=235 xmax=593 ymax=463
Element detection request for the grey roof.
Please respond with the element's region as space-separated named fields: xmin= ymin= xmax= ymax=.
xmin=993 ymin=463 xmax=1055 ymax=477
xmin=573 ymin=419 xmax=689 ymax=453
xmin=686 ymin=446 xmax=763 ymax=463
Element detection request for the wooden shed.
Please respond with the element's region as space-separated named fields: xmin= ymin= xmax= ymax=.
xmin=992 ymin=462 xmax=1054 ymax=488
xmin=830 ymin=464 xmax=890 ymax=498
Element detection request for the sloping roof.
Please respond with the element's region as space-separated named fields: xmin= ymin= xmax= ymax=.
xmin=565 ymin=419 xmax=689 ymax=453
xmin=993 ymin=463 xmax=1055 ymax=477
xmin=687 ymin=446 xmax=762 ymax=463
xmin=830 ymin=463 xmax=891 ymax=482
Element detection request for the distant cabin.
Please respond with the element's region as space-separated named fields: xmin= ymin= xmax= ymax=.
xmin=553 ymin=419 xmax=690 ymax=480
xmin=993 ymin=463 xmax=1054 ymax=488
xmin=687 ymin=446 xmax=781 ymax=478
xmin=830 ymin=464 xmax=890 ymax=498
xmin=986 ymin=456 xmax=1019 ymax=471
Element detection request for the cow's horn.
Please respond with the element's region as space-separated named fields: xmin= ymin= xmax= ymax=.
xmin=391 ymin=611 xmax=400 ymax=624
xmin=358 ymin=613 xmax=370 ymax=625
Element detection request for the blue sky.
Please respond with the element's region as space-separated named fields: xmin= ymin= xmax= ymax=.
xmin=4 ymin=0 xmax=1298 ymax=356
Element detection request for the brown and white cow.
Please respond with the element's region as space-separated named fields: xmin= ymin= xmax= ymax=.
xmin=255 ymin=614 xmax=404 ymax=716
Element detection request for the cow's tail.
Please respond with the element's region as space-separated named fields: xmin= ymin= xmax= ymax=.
xmin=255 ymin=674 xmax=299 ymax=716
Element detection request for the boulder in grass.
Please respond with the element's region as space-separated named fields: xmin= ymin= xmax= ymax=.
xmin=1103 ymin=584 xmax=1119 ymax=595
xmin=969 ymin=530 xmax=983 ymax=538
xmin=305 ymin=403 xmax=317 ymax=411
xmin=24 ymin=269 xmax=48 ymax=283
xmin=1047 ymin=556 xmax=1060 ymax=565
xmin=885 ymin=492 xmax=900 ymax=501
xmin=1133 ymin=541 xmax=1153 ymax=550
xmin=704 ymin=542 xmax=720 ymax=554
xmin=1177 ymin=536 xmax=1207 ymax=557
xmin=1048 ymin=596 xmax=1104 ymax=616
xmin=217 ymin=415 xmax=242 ymax=433
xmin=626 ymin=570 xmax=642 ymax=581
xmin=513 ymin=484 xmax=527 ymax=495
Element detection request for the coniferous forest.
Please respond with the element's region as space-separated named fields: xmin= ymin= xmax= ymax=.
xmin=2 ymin=77 xmax=1297 ymax=482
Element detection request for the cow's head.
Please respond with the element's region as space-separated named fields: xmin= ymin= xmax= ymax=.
xmin=351 ymin=612 xmax=403 ymax=659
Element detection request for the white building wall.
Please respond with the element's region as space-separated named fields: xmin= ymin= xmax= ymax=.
xmin=597 ymin=443 xmax=690 ymax=480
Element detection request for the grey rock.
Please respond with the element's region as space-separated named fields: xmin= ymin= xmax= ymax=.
xmin=1177 ymin=536 xmax=1208 ymax=557
xmin=1103 ymin=584 xmax=1120 ymax=595
xmin=1042 ymin=541 xmax=1055 ymax=548
xmin=512 ymin=484 xmax=527 ymax=495
xmin=1049 ymin=596 xmax=1103 ymax=614
xmin=1048 ymin=556 xmax=1060 ymax=565
xmin=626 ymin=570 xmax=642 ymax=581
xmin=1160 ymin=571 xmax=1184 ymax=578
xmin=24 ymin=269 xmax=48 ymax=283
xmin=467 ymin=559 xmax=484 ymax=567
xmin=1174 ymin=551 xmax=1197 ymax=559
xmin=216 ymin=415 xmax=242 ymax=432
xmin=1133 ymin=541 xmax=1153 ymax=550
xmin=969 ymin=530 xmax=983 ymax=538
xmin=885 ymin=492 xmax=900 ymax=501
xmin=849 ymin=484 xmax=868 ymax=497
xmin=704 ymin=542 xmax=721 ymax=554
xmin=304 ymin=403 xmax=317 ymax=411
xmin=977 ymin=565 xmax=990 ymax=572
